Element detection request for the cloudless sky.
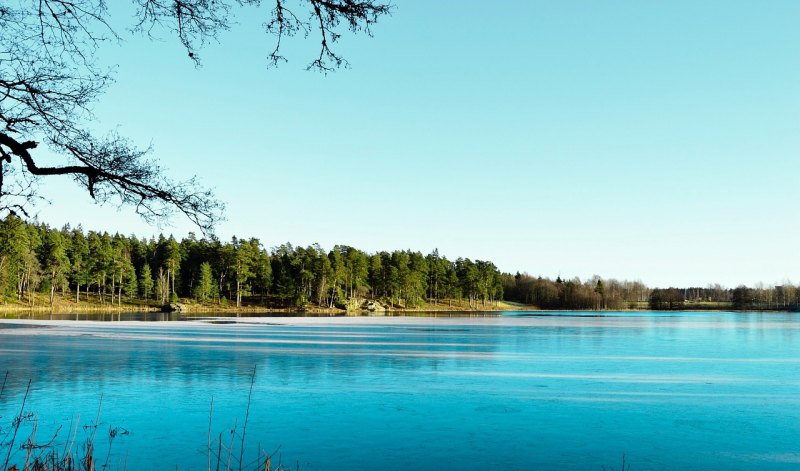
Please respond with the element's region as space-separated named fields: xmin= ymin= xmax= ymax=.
xmin=33 ymin=1 xmax=800 ymax=288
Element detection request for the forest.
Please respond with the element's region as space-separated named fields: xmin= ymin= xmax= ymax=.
xmin=0 ymin=216 xmax=503 ymax=310
xmin=0 ymin=216 xmax=796 ymax=312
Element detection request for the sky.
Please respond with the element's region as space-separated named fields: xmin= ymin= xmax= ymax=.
xmin=32 ymin=1 xmax=800 ymax=288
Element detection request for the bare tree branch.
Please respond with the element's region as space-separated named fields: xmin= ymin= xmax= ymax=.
xmin=0 ymin=0 xmax=391 ymax=233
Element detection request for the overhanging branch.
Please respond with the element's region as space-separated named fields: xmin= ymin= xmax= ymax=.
xmin=0 ymin=131 xmax=223 ymax=234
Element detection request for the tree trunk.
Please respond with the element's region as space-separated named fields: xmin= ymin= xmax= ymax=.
xmin=236 ymin=279 xmax=241 ymax=307
xmin=17 ymin=272 xmax=24 ymax=301
xmin=28 ymin=268 xmax=34 ymax=306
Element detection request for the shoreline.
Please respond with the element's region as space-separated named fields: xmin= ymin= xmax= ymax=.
xmin=3 ymin=312 xmax=800 ymax=330
xmin=1 ymin=306 xmax=795 ymax=315
xmin=0 ymin=298 xmax=532 ymax=315
xmin=1 ymin=306 xmax=797 ymax=317
xmin=1 ymin=309 xmax=797 ymax=323
xmin=0 ymin=295 xmax=800 ymax=317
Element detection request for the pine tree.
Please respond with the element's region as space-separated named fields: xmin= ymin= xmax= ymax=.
xmin=41 ymin=230 xmax=71 ymax=306
xmin=0 ymin=216 xmax=26 ymax=302
xmin=193 ymin=262 xmax=214 ymax=303
xmin=122 ymin=261 xmax=138 ymax=303
xmin=69 ymin=228 xmax=90 ymax=302
xmin=139 ymin=264 xmax=154 ymax=300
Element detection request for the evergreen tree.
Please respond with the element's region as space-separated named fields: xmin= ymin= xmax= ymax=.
xmin=253 ymin=248 xmax=273 ymax=303
xmin=232 ymin=237 xmax=258 ymax=307
xmin=68 ymin=228 xmax=90 ymax=302
xmin=139 ymin=264 xmax=154 ymax=300
xmin=367 ymin=254 xmax=383 ymax=299
xmin=87 ymin=232 xmax=113 ymax=303
xmin=18 ymin=224 xmax=42 ymax=305
xmin=162 ymin=236 xmax=182 ymax=302
xmin=0 ymin=218 xmax=521 ymax=310
xmin=122 ymin=261 xmax=138 ymax=302
xmin=0 ymin=216 xmax=26 ymax=302
xmin=193 ymin=262 xmax=214 ymax=303
xmin=595 ymin=279 xmax=606 ymax=310
xmin=41 ymin=230 xmax=71 ymax=306
xmin=426 ymin=249 xmax=447 ymax=304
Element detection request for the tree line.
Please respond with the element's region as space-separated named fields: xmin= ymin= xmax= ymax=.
xmin=1 ymin=216 xmax=797 ymax=311
xmin=502 ymin=273 xmax=800 ymax=311
xmin=502 ymin=273 xmax=649 ymax=310
xmin=0 ymin=217 xmax=503 ymax=309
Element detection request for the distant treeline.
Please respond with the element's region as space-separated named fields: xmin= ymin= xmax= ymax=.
xmin=0 ymin=216 xmax=796 ymax=311
xmin=502 ymin=274 xmax=649 ymax=310
xmin=648 ymin=285 xmax=800 ymax=311
xmin=504 ymin=274 xmax=799 ymax=311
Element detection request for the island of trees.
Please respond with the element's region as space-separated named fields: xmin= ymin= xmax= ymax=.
xmin=0 ymin=216 xmax=796 ymax=313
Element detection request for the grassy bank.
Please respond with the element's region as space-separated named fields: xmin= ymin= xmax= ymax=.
xmin=0 ymin=292 xmax=537 ymax=315
xmin=3 ymin=293 xmax=795 ymax=316
xmin=0 ymin=295 xmax=159 ymax=313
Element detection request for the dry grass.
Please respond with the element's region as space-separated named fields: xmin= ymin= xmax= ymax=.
xmin=0 ymin=370 xmax=295 ymax=471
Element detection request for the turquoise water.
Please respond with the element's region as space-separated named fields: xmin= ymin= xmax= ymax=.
xmin=1 ymin=312 xmax=799 ymax=470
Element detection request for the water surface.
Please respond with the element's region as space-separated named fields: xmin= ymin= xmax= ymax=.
xmin=1 ymin=312 xmax=798 ymax=470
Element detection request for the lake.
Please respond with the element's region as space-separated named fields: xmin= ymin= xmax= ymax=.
xmin=1 ymin=312 xmax=799 ymax=470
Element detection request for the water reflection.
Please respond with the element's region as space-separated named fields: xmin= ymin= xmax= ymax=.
xmin=0 ymin=311 xmax=502 ymax=322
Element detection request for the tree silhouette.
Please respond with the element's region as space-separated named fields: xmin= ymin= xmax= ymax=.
xmin=0 ymin=0 xmax=391 ymax=233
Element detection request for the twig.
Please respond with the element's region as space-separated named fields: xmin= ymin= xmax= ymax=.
xmin=22 ymin=413 xmax=37 ymax=470
xmin=0 ymin=370 xmax=8 ymax=401
xmin=85 ymin=394 xmax=103 ymax=471
xmin=2 ymin=378 xmax=31 ymax=470
xmin=226 ymin=417 xmax=238 ymax=471
xmin=65 ymin=413 xmax=81 ymax=461
xmin=238 ymin=366 xmax=257 ymax=471
xmin=216 ymin=432 xmax=222 ymax=471
xmin=103 ymin=425 xmax=129 ymax=470
xmin=31 ymin=423 xmax=62 ymax=463
xmin=90 ymin=393 xmax=103 ymax=443
xmin=208 ymin=397 xmax=214 ymax=471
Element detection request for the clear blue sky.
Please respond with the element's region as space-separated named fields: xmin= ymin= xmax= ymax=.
xmin=35 ymin=1 xmax=800 ymax=288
